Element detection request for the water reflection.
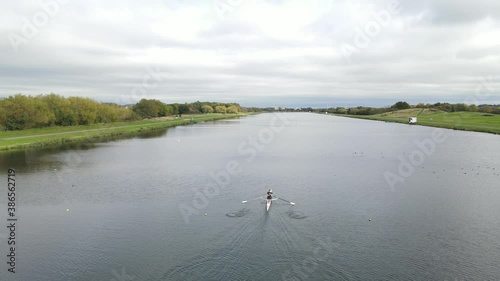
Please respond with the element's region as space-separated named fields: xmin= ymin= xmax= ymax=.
xmin=0 ymin=127 xmax=169 ymax=172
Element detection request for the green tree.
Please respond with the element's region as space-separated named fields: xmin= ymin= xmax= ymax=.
xmin=0 ymin=102 xmax=6 ymax=130
xmin=453 ymin=103 xmax=467 ymax=112
xmin=69 ymin=97 xmax=98 ymax=125
xmin=201 ymin=104 xmax=214 ymax=113
xmin=480 ymin=105 xmax=493 ymax=113
xmin=133 ymin=99 xmax=162 ymax=118
xmin=111 ymin=105 xmax=137 ymax=121
xmin=163 ymin=105 xmax=174 ymax=116
xmin=215 ymin=105 xmax=227 ymax=113
xmin=440 ymin=103 xmax=453 ymax=112
xmin=391 ymin=101 xmax=411 ymax=110
xmin=226 ymin=105 xmax=239 ymax=114
xmin=467 ymin=104 xmax=478 ymax=112
xmin=3 ymin=95 xmax=53 ymax=130
xmin=170 ymin=103 xmax=180 ymax=115
xmin=190 ymin=101 xmax=203 ymax=113
xmin=335 ymin=107 xmax=347 ymax=114
xmin=178 ymin=103 xmax=190 ymax=115
xmin=347 ymin=107 xmax=359 ymax=115
xmin=43 ymin=94 xmax=75 ymax=125
xmin=96 ymin=103 xmax=119 ymax=123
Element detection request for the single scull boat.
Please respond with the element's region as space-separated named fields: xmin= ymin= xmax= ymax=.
xmin=266 ymin=198 xmax=272 ymax=211
xmin=242 ymin=191 xmax=295 ymax=212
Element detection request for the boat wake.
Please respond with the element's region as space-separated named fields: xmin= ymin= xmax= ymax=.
xmin=226 ymin=208 xmax=250 ymax=218
xmin=285 ymin=210 xmax=307 ymax=219
xmin=162 ymin=211 xmax=261 ymax=280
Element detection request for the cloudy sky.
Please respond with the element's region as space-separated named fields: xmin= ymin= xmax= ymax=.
xmin=1 ymin=0 xmax=499 ymax=107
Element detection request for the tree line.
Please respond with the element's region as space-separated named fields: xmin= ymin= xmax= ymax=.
xmin=297 ymin=101 xmax=500 ymax=116
xmin=0 ymin=94 xmax=242 ymax=131
xmin=132 ymin=99 xmax=241 ymax=118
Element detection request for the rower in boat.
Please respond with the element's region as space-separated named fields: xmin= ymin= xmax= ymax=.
xmin=266 ymin=189 xmax=273 ymax=199
xmin=241 ymin=190 xmax=295 ymax=212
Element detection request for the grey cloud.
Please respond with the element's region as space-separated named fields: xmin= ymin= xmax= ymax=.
xmin=398 ymin=0 xmax=500 ymax=23
xmin=456 ymin=45 xmax=500 ymax=60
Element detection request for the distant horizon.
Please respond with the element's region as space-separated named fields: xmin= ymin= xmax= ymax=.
xmin=3 ymin=88 xmax=499 ymax=109
xmin=2 ymin=92 xmax=499 ymax=109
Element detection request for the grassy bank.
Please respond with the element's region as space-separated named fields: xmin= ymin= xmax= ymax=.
xmin=335 ymin=109 xmax=500 ymax=134
xmin=0 ymin=113 xmax=251 ymax=151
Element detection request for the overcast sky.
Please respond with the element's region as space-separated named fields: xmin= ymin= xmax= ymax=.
xmin=1 ymin=0 xmax=499 ymax=107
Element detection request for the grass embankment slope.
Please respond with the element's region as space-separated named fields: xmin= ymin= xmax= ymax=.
xmin=0 ymin=113 xmax=249 ymax=151
xmin=341 ymin=108 xmax=500 ymax=134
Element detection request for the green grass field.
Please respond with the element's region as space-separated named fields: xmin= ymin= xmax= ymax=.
xmin=0 ymin=113 xmax=250 ymax=151
xmin=339 ymin=109 xmax=500 ymax=134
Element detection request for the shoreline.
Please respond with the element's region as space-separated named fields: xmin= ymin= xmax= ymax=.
xmin=0 ymin=113 xmax=253 ymax=152
xmin=332 ymin=114 xmax=500 ymax=135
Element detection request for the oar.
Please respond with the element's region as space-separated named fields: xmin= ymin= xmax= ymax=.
xmin=277 ymin=197 xmax=295 ymax=205
xmin=242 ymin=196 xmax=263 ymax=204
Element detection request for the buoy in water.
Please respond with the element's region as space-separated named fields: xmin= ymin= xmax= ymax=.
xmin=204 ymin=213 xmax=208 ymax=216
xmin=66 ymin=209 xmax=70 ymax=212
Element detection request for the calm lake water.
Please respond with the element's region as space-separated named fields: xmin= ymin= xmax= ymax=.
xmin=1 ymin=113 xmax=499 ymax=281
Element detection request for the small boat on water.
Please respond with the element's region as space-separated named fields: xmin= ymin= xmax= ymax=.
xmin=242 ymin=190 xmax=295 ymax=212
xmin=266 ymin=198 xmax=272 ymax=211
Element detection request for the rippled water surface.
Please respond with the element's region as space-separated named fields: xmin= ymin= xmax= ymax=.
xmin=1 ymin=113 xmax=499 ymax=281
